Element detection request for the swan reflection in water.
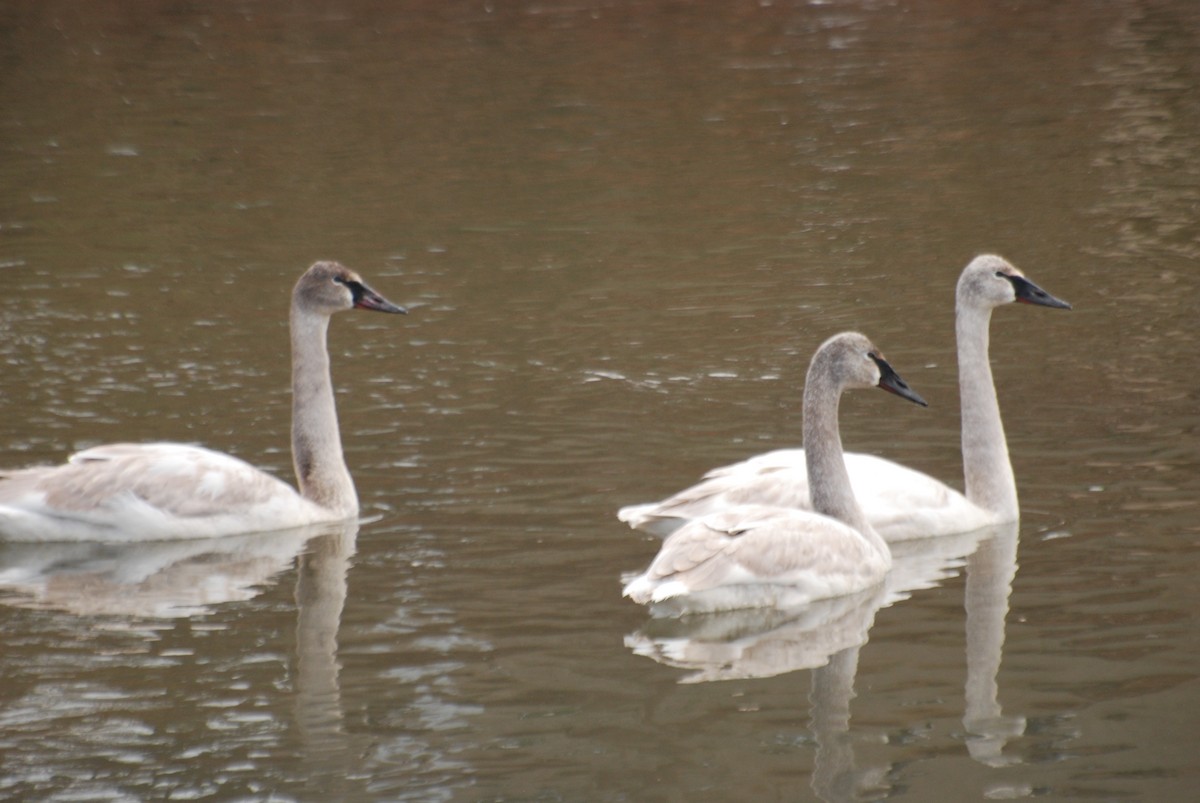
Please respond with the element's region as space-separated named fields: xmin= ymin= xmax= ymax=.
xmin=625 ymin=522 xmax=1025 ymax=796
xmin=960 ymin=521 xmax=1025 ymax=768
xmin=288 ymin=522 xmax=363 ymax=792
xmin=0 ymin=518 xmax=364 ymax=790
xmin=0 ymin=522 xmax=356 ymax=618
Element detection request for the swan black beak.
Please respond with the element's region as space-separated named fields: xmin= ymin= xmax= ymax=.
xmin=869 ymin=354 xmax=929 ymax=408
xmin=1008 ymin=275 xmax=1072 ymax=310
xmin=350 ymin=281 xmax=408 ymax=314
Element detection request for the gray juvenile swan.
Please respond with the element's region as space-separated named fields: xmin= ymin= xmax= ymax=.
xmin=0 ymin=261 xmax=405 ymax=542
xmin=618 ymin=255 xmax=1070 ymax=542
xmin=622 ymin=332 xmax=927 ymax=616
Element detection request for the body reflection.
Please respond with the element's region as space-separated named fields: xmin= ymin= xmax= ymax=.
xmin=0 ymin=524 xmax=342 ymax=617
xmin=626 ymin=526 xmax=993 ymax=682
xmin=627 ymin=523 xmax=1022 ymax=798
xmin=626 ymin=584 xmax=887 ymax=684
xmin=0 ymin=517 xmax=365 ymax=793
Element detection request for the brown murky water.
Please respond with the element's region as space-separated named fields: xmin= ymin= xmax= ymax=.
xmin=1 ymin=1 xmax=1198 ymax=800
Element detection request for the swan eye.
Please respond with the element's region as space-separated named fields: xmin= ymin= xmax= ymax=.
xmin=332 ymin=275 xmax=347 ymax=286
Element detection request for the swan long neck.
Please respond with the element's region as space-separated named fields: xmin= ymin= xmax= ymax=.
xmin=290 ymin=304 xmax=357 ymax=515
xmin=956 ymin=300 xmax=1018 ymax=519
xmin=802 ymin=365 xmax=882 ymax=555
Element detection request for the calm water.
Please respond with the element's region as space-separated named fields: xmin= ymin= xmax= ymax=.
xmin=1 ymin=1 xmax=1198 ymax=800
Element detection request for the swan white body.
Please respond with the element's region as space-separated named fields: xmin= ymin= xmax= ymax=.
xmin=0 ymin=261 xmax=405 ymax=542
xmin=618 ymin=255 xmax=1071 ymax=541
xmin=622 ymin=504 xmax=892 ymax=617
xmin=622 ymin=332 xmax=927 ymax=616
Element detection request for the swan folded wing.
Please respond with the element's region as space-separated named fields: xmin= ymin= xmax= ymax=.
xmin=618 ymin=450 xmax=811 ymax=530
xmin=699 ymin=449 xmax=807 ymax=481
xmin=666 ymin=451 xmax=956 ymax=523
xmin=623 ymin=507 xmax=884 ymax=609
xmin=621 ymin=450 xmax=991 ymax=541
xmin=0 ymin=443 xmax=310 ymax=540
xmin=63 ymin=444 xmax=296 ymax=517
xmin=720 ymin=511 xmax=885 ymax=595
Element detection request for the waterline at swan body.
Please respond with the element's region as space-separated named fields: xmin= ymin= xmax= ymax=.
xmin=0 ymin=261 xmax=406 ymax=543
xmin=623 ymin=332 xmax=928 ymax=616
xmin=622 ymin=505 xmax=892 ymax=617
xmin=623 ymin=449 xmax=994 ymax=541
xmin=618 ymin=255 xmax=1070 ymax=542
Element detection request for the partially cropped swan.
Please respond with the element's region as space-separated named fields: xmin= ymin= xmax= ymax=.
xmin=618 ymin=255 xmax=1070 ymax=541
xmin=622 ymin=332 xmax=928 ymax=616
xmin=0 ymin=261 xmax=405 ymax=542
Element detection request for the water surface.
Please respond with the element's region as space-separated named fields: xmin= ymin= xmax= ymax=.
xmin=1 ymin=1 xmax=1198 ymax=800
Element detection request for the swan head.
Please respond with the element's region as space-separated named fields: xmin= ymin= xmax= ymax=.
xmin=958 ymin=254 xmax=1072 ymax=311
xmin=811 ymin=332 xmax=928 ymax=407
xmin=294 ymin=261 xmax=408 ymax=316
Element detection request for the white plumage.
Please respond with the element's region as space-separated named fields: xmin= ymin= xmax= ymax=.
xmin=618 ymin=255 xmax=1070 ymax=541
xmin=622 ymin=504 xmax=892 ymax=616
xmin=0 ymin=261 xmax=405 ymax=542
xmin=622 ymin=332 xmax=928 ymax=616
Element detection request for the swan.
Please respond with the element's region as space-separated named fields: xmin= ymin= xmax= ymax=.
xmin=618 ymin=255 xmax=1071 ymax=541
xmin=622 ymin=332 xmax=928 ymax=616
xmin=0 ymin=261 xmax=406 ymax=542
